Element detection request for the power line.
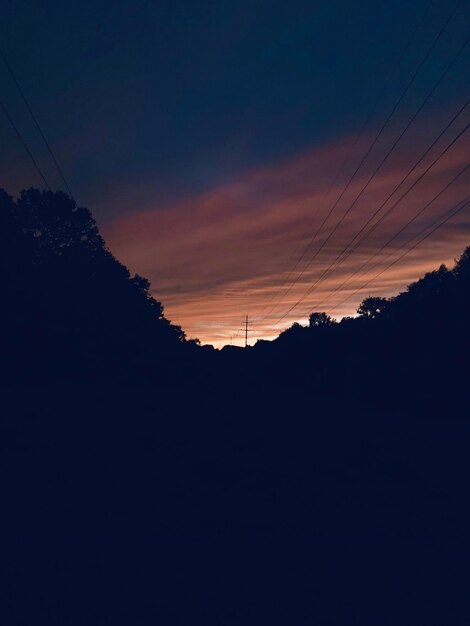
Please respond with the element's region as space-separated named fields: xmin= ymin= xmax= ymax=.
xmin=269 ymin=23 xmax=469 ymax=330
xmin=258 ymin=0 xmax=465 ymax=325
xmin=327 ymin=196 xmax=470 ymax=316
xmin=0 ymin=45 xmax=76 ymax=200
xmin=273 ymin=157 xmax=470 ymax=330
xmin=289 ymin=106 xmax=470 ymax=313
xmin=315 ymin=97 xmax=470 ymax=283
xmin=0 ymin=96 xmax=51 ymax=190
xmin=338 ymin=163 xmax=470 ymax=294
xmin=312 ymin=107 xmax=470 ymax=311
xmin=284 ymin=158 xmax=470 ymax=325
xmin=287 ymin=32 xmax=470 ymax=310
xmin=254 ymin=3 xmax=434 ymax=324
xmin=273 ymin=26 xmax=470 ymax=324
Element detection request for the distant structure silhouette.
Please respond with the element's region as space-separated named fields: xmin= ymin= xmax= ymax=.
xmin=1 ymin=185 xmax=469 ymax=626
xmin=1 ymin=185 xmax=469 ymax=417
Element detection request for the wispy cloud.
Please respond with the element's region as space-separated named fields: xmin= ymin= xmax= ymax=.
xmin=103 ymin=111 xmax=470 ymax=347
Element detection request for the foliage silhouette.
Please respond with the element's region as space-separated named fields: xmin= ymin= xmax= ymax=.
xmin=1 ymin=185 xmax=469 ymax=409
xmin=0 ymin=188 xmax=186 ymax=383
xmin=247 ymin=245 xmax=470 ymax=416
xmin=357 ymin=295 xmax=389 ymax=318
xmin=1 ymin=187 xmax=470 ymax=626
xmin=308 ymin=311 xmax=336 ymax=327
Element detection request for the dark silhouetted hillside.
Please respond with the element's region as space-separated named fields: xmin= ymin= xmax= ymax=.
xmin=1 ymin=188 xmax=470 ymax=625
xmin=1 ymin=186 xmax=468 ymax=413
xmin=0 ymin=188 xmax=190 ymax=384
xmin=242 ymin=247 xmax=470 ymax=416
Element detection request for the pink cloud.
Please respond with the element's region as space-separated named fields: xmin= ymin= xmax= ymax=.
xmin=103 ymin=113 xmax=470 ymax=347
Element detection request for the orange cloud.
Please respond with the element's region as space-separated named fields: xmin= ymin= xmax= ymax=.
xmin=103 ymin=112 xmax=470 ymax=347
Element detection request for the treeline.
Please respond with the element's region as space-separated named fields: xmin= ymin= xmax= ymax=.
xmin=1 ymin=186 xmax=468 ymax=413
xmin=245 ymin=246 xmax=470 ymax=415
xmin=0 ymin=188 xmax=192 ymax=384
xmin=273 ymin=245 xmax=470 ymax=352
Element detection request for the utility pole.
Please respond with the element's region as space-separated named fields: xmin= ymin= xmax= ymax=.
xmin=238 ymin=315 xmax=254 ymax=348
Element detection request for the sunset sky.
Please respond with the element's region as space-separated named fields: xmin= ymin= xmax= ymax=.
xmin=1 ymin=0 xmax=469 ymax=346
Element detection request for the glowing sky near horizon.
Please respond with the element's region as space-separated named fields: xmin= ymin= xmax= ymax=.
xmin=1 ymin=1 xmax=469 ymax=347
xmin=104 ymin=111 xmax=470 ymax=347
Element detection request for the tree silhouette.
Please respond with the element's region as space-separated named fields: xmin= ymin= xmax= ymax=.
xmin=278 ymin=321 xmax=305 ymax=340
xmin=357 ymin=296 xmax=389 ymax=319
xmin=0 ymin=187 xmax=185 ymax=382
xmin=453 ymin=246 xmax=470 ymax=282
xmin=309 ymin=312 xmax=335 ymax=327
xmin=2 ymin=184 xmax=469 ymax=409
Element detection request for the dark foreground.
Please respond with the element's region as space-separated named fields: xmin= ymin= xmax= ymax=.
xmin=2 ymin=384 xmax=469 ymax=625
xmin=1 ymin=189 xmax=469 ymax=622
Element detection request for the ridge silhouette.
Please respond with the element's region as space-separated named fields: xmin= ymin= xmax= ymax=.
xmin=0 ymin=188 xmax=192 ymax=384
xmin=1 ymin=186 xmax=470 ymax=625
xmin=1 ymin=186 xmax=468 ymax=408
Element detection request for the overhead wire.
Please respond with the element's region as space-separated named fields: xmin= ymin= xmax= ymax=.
xmin=314 ymin=163 xmax=470 ymax=314
xmin=272 ymin=154 xmax=470 ymax=329
xmin=0 ymin=44 xmax=76 ymax=200
xmin=327 ymin=195 xmax=470 ymax=316
xmin=256 ymin=0 xmax=434 ymax=324
xmin=274 ymin=32 xmax=470 ymax=319
xmin=314 ymin=97 xmax=470 ymax=285
xmin=0 ymin=96 xmax=51 ymax=190
xmin=256 ymin=0 xmax=465 ymax=325
xmin=311 ymin=105 xmax=470 ymax=311
xmin=268 ymin=15 xmax=469 ymax=330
